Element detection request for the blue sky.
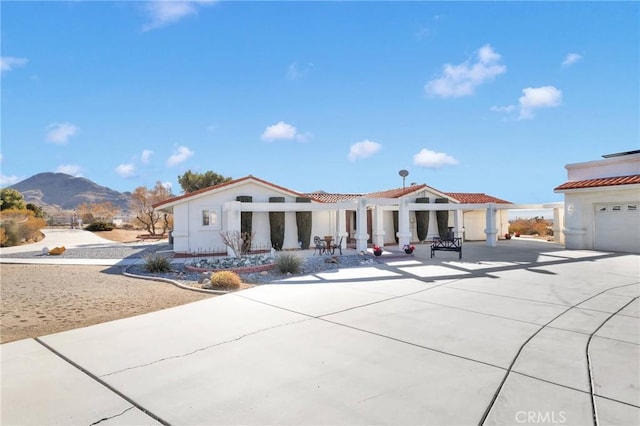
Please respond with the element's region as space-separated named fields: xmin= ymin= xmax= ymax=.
xmin=1 ymin=1 xmax=638 ymax=204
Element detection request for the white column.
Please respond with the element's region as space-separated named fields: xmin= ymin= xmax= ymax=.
xmin=563 ymin=201 xmax=586 ymax=249
xmin=373 ymin=205 xmax=385 ymax=247
xmin=355 ymin=198 xmax=369 ymax=253
xmin=553 ymin=207 xmax=564 ymax=244
xmin=484 ymin=203 xmax=497 ymax=247
xmin=224 ymin=201 xmax=242 ymax=256
xmin=336 ymin=208 xmax=348 ymax=248
xmin=454 ymin=209 xmax=464 ymax=239
xmin=396 ymin=198 xmax=411 ymax=248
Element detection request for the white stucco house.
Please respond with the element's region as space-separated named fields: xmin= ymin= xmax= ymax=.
xmin=153 ymin=175 xmax=516 ymax=256
xmin=554 ymin=150 xmax=640 ymax=253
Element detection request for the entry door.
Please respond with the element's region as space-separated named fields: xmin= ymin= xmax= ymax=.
xmin=594 ymin=203 xmax=640 ymax=253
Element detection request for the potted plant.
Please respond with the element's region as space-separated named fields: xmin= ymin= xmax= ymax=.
xmin=373 ymin=245 xmax=383 ymax=256
xmin=403 ymin=244 xmax=415 ymax=254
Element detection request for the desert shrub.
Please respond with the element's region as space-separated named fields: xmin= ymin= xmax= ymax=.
xmin=209 ymin=270 xmax=241 ymax=289
xmin=0 ymin=228 xmax=6 ymax=246
xmin=1 ymin=222 xmax=20 ymax=246
xmin=142 ymin=253 xmax=172 ymax=273
xmin=509 ymin=217 xmax=552 ymax=236
xmin=85 ymin=221 xmax=114 ymax=232
xmin=0 ymin=209 xmax=47 ymax=246
xmin=275 ymin=252 xmax=303 ymax=274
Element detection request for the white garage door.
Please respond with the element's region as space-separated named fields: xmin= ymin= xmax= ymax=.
xmin=594 ymin=203 xmax=640 ymax=253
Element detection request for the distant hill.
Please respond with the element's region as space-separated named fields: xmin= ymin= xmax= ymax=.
xmin=8 ymin=173 xmax=131 ymax=214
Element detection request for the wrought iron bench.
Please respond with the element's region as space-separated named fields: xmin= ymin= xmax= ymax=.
xmin=430 ymin=237 xmax=462 ymax=259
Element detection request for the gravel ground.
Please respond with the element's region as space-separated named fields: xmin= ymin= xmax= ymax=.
xmin=0 ymin=242 xmax=162 ymax=260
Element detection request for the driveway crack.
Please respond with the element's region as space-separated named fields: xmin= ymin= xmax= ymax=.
xmin=100 ymin=318 xmax=310 ymax=378
xmin=89 ymin=406 xmax=135 ymax=425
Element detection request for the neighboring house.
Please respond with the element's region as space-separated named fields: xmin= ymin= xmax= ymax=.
xmin=154 ymin=175 xmax=515 ymax=255
xmin=554 ymin=150 xmax=640 ymax=253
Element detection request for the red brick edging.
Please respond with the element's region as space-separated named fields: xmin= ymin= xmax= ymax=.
xmin=184 ymin=263 xmax=275 ymax=274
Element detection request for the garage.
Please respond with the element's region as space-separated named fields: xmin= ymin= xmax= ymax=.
xmin=594 ymin=202 xmax=640 ymax=253
xmin=554 ymin=150 xmax=640 ymax=253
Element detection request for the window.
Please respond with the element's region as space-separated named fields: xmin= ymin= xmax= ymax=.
xmin=627 ymin=204 xmax=638 ymax=211
xmin=201 ymin=207 xmax=220 ymax=229
xmin=612 ymin=205 xmax=622 ymax=212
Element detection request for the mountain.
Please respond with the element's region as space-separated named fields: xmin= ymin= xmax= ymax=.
xmin=9 ymin=173 xmax=131 ymax=213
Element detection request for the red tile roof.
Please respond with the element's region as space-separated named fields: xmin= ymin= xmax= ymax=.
xmin=153 ymin=175 xmax=323 ymax=209
xmin=153 ymin=175 xmax=512 ymax=209
xmin=306 ymin=184 xmax=436 ymax=202
xmin=554 ymin=175 xmax=640 ymax=191
xmin=444 ymin=193 xmax=512 ymax=204
xmin=305 ymin=193 xmax=363 ymax=203
xmin=365 ymin=184 xmax=429 ymax=199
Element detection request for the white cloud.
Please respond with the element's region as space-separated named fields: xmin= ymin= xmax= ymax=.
xmin=562 ymin=53 xmax=582 ymax=67
xmin=518 ymin=86 xmax=562 ymax=119
xmin=1 ymin=174 xmax=20 ymax=186
xmin=115 ymin=163 xmax=136 ymax=178
xmin=413 ymin=149 xmax=458 ymax=168
xmin=287 ymin=61 xmax=313 ymax=80
xmin=425 ymin=44 xmax=506 ymax=98
xmin=347 ymin=140 xmax=382 ymax=162
xmin=141 ymin=149 xmax=153 ymax=164
xmin=142 ymin=0 xmax=216 ymax=31
xmin=45 ymin=122 xmax=79 ymax=144
xmin=166 ymin=145 xmax=194 ymax=167
xmin=55 ymin=164 xmax=82 ymax=176
xmin=1 ymin=56 xmax=28 ymax=72
xmin=261 ymin=121 xmax=297 ymax=141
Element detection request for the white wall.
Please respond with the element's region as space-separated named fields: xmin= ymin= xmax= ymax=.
xmin=566 ymin=153 xmax=640 ymax=181
xmin=463 ymin=211 xmax=485 ymax=241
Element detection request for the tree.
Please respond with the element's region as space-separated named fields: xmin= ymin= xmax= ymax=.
xmin=129 ymin=181 xmax=172 ymax=235
xmin=0 ymin=188 xmax=26 ymax=211
xmin=26 ymin=203 xmax=46 ymax=219
xmin=178 ymin=170 xmax=232 ymax=193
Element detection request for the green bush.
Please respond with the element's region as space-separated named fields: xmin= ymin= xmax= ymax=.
xmin=142 ymin=254 xmax=172 ymax=273
xmin=85 ymin=221 xmax=114 ymax=232
xmin=210 ymin=270 xmax=241 ymax=289
xmin=275 ymin=252 xmax=303 ymax=274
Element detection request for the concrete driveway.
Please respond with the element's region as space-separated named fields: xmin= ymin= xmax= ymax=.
xmin=1 ymin=239 xmax=638 ymax=425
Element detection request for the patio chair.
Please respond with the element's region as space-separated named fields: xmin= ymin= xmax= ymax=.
xmin=313 ymin=236 xmax=326 ymax=255
xmin=330 ymin=236 xmax=343 ymax=255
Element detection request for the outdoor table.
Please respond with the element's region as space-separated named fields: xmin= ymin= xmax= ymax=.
xmin=324 ymin=236 xmax=333 ymax=254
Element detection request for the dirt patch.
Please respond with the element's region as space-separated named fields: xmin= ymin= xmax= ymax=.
xmin=93 ymin=229 xmax=167 ymax=243
xmin=0 ymin=264 xmax=212 ymax=344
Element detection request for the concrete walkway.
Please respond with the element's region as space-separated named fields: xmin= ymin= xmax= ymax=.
xmin=1 ymin=236 xmax=639 ymax=425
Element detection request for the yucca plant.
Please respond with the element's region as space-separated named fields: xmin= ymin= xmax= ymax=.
xmin=142 ymin=253 xmax=172 ymax=273
xmin=275 ymin=252 xmax=303 ymax=274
